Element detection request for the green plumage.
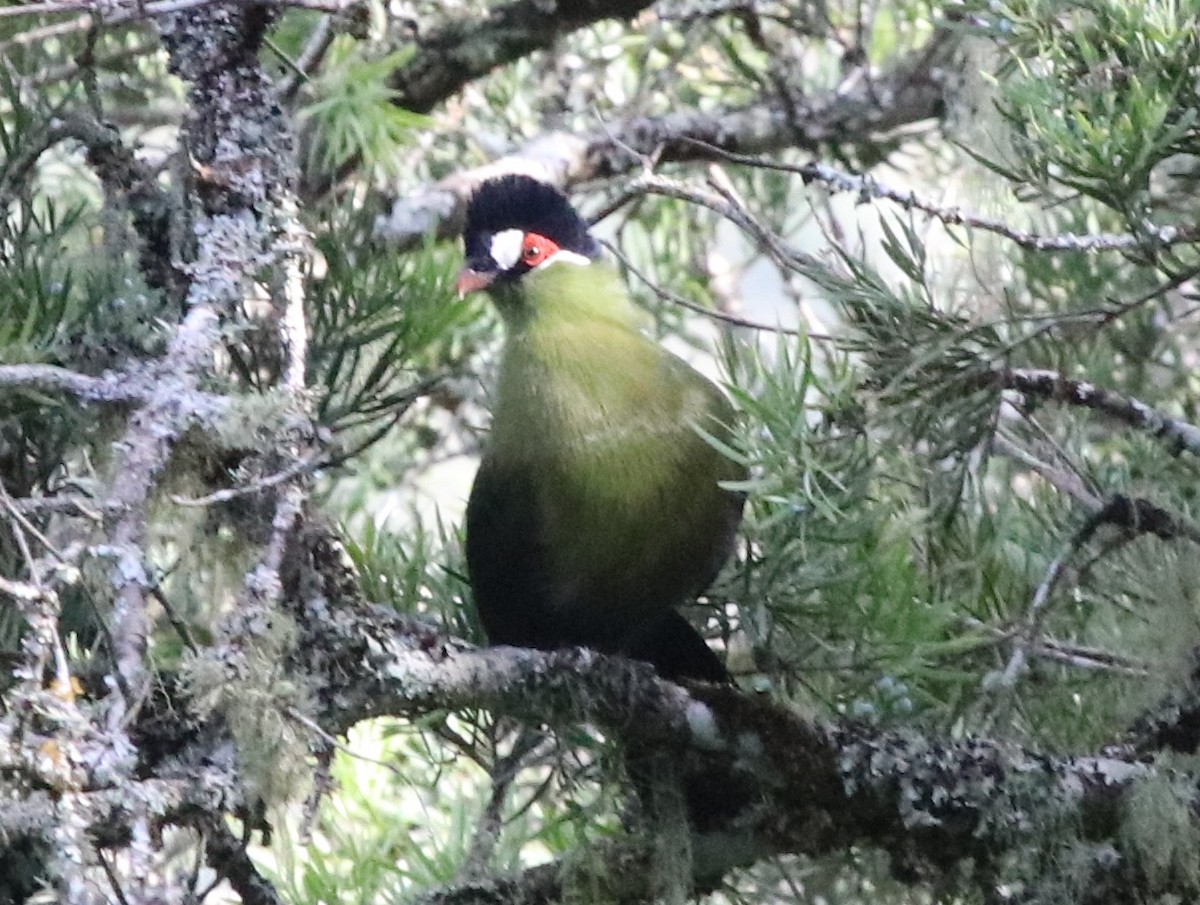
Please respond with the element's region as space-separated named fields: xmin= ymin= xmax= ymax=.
xmin=466 ymin=257 xmax=745 ymax=681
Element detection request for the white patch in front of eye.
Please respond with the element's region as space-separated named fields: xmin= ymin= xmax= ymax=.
xmin=489 ymin=229 xmax=524 ymax=270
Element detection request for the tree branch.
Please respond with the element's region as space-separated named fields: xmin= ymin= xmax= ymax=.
xmin=683 ymin=143 xmax=1200 ymax=252
xmin=995 ymin=366 xmax=1200 ymax=457
xmin=268 ymin=525 xmax=1173 ymax=903
xmin=388 ymin=0 xmax=655 ymax=115
xmin=0 ymin=0 xmax=353 ymax=56
xmin=203 ymin=818 xmax=285 ymax=905
xmin=375 ymin=29 xmax=954 ymax=247
xmin=0 ymin=364 xmax=144 ymax=403
xmin=0 ymin=2 xmax=314 ymax=898
xmin=1 ymin=513 xmax=1174 ymax=902
xmin=58 ymin=112 xmax=182 ymax=297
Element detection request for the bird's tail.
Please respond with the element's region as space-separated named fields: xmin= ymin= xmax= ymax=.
xmin=629 ymin=610 xmax=729 ymax=683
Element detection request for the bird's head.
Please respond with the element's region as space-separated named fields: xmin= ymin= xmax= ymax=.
xmin=457 ymin=175 xmax=601 ymax=299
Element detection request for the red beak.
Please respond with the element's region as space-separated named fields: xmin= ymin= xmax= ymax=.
xmin=456 ymin=268 xmax=496 ymax=297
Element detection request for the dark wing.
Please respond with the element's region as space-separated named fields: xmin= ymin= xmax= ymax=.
xmin=465 ymin=454 xmax=557 ymax=649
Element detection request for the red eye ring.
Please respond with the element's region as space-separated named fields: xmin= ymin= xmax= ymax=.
xmin=521 ymin=232 xmax=559 ymax=267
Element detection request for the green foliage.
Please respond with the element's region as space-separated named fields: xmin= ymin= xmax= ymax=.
xmin=343 ymin=514 xmax=475 ymax=640
xmin=975 ymin=0 xmax=1200 ymax=216
xmin=289 ymin=0 xmax=1200 ymax=882
xmin=1121 ymin=773 xmax=1200 ymax=897
xmin=297 ymin=36 xmax=427 ymax=182
xmin=724 ymin=331 xmax=987 ymax=724
xmin=304 ymin=204 xmax=494 ymax=535
xmin=0 ymin=199 xmax=86 ymax=362
xmin=265 ymin=722 xmax=491 ymax=904
xmin=307 ymin=212 xmax=485 ymax=435
xmin=261 ymin=715 xmax=620 ymax=904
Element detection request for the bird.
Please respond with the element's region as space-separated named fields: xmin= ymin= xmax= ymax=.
xmin=458 ymin=174 xmax=745 ymax=683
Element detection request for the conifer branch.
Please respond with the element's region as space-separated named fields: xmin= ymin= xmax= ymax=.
xmin=996 ymin=367 xmax=1200 ymax=457
xmin=375 ymin=30 xmax=953 ymax=245
xmin=998 ymin=491 xmax=1200 ymax=688
xmin=681 ymin=142 xmax=1200 ymax=252
xmin=274 ymin=527 xmax=1171 ymax=904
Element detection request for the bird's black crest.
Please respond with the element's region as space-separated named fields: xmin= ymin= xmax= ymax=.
xmin=463 ymin=175 xmax=601 ymax=264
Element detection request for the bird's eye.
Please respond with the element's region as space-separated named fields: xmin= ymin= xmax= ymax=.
xmin=521 ymin=232 xmax=560 ymax=267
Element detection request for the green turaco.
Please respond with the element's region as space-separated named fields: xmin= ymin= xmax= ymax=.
xmin=458 ymin=175 xmax=745 ymax=682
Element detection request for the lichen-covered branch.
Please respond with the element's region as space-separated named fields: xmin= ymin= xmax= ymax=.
xmin=0 ymin=363 xmax=145 ymax=403
xmin=692 ymin=147 xmax=1200 ymax=252
xmin=103 ymin=306 xmax=225 ymax=708
xmin=0 ymin=511 xmax=1184 ymax=903
xmin=995 ymin=367 xmax=1200 ymax=457
xmin=413 ymin=844 xmax=656 ymax=905
xmin=267 ymin=526 xmax=1179 ymax=904
xmin=56 ymin=112 xmax=181 ymax=295
xmin=388 ymin=0 xmax=655 ymax=114
xmin=0 ymin=0 xmax=312 ymax=900
xmin=0 ymin=0 xmax=351 ymax=57
xmin=375 ymin=29 xmax=954 ymax=247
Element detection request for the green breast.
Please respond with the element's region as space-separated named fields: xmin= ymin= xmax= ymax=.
xmin=487 ymin=310 xmax=742 ymax=625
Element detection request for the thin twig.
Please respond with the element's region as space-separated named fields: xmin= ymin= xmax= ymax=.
xmin=962 ymin=617 xmax=1149 ymax=676
xmin=0 ymin=574 xmax=45 ymax=602
xmin=0 ymin=482 xmax=75 ymax=691
xmin=20 ymin=37 xmax=160 ymax=88
xmin=300 ymin=744 xmax=335 ymax=845
xmin=6 ymin=495 xmax=107 ymax=519
xmin=460 ymin=728 xmax=548 ymax=879
xmin=996 ymin=264 xmax=1200 ymax=358
xmin=601 ymin=239 xmax=818 ymax=339
xmin=284 ymin=707 xmax=410 ymax=780
xmin=147 ymin=585 xmax=198 ymax=653
xmin=679 ymin=138 xmax=1200 ymax=253
xmin=1029 ymin=638 xmax=1149 ymax=677
xmin=169 ymin=451 xmax=325 ymax=507
xmin=990 ymin=434 xmax=1102 ymax=512
xmin=279 ymin=15 xmax=336 ymax=102
xmin=0 ymin=493 xmax=72 ymax=568
xmin=625 ymin=172 xmax=822 ymax=279
xmin=1013 ymin=406 xmax=1095 ymax=499
xmin=98 ymin=849 xmax=134 ymax=905
xmin=999 ymin=540 xmax=1078 ymax=686
xmin=998 ymin=494 xmax=1200 ymax=687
